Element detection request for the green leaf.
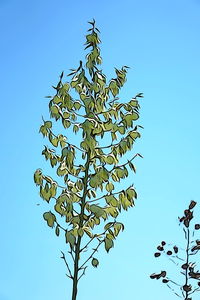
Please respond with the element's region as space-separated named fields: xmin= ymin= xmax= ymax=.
xmin=91 ymin=258 xmax=99 ymax=268
xmin=44 ymin=121 xmax=52 ymax=128
xmin=39 ymin=125 xmax=48 ymax=137
xmin=62 ymin=119 xmax=71 ymax=129
xmin=63 ymin=111 xmax=70 ymax=119
xmin=114 ymin=222 xmax=124 ymax=236
xmin=106 ymin=182 xmax=114 ymax=192
xmin=105 ymin=206 xmax=118 ymax=218
xmin=43 ymin=212 xmax=56 ymax=227
xmin=129 ymin=131 xmax=140 ymax=139
xmin=34 ymin=169 xmax=43 ymax=186
xmin=105 ymin=155 xmax=115 ymax=165
xmin=74 ymin=101 xmax=81 ymax=110
xmin=57 ymin=163 xmax=68 ymax=177
xmin=89 ymin=175 xmax=99 ymax=188
xmin=129 ymin=99 xmax=139 ymax=107
xmin=50 ymin=105 xmax=60 ymax=119
xmin=105 ymin=195 xmax=118 ymax=207
xmin=126 ymin=186 xmax=137 ymax=200
xmin=120 ymin=194 xmax=132 ymax=210
xmin=104 ymin=222 xmax=113 ymax=230
xmin=78 ymin=228 xmax=84 ymax=237
xmin=104 ymin=237 xmax=114 ymax=252
xmin=49 ymin=134 xmax=59 ymax=147
xmin=83 ymin=226 xmax=93 ymax=238
xmin=53 ymin=96 xmax=62 ymax=104
xmin=128 ymin=161 xmax=136 ymax=173
xmin=109 ymin=79 xmax=119 ymax=97
xmin=50 ymin=156 xmax=57 ymax=167
xmin=118 ymin=126 xmax=125 ymax=134
xmin=65 ymin=230 xmax=76 ymax=247
xmin=55 ymin=225 xmax=60 ymax=236
xmin=106 ymin=232 xmax=115 ymax=240
xmin=73 ymin=124 xmax=80 ymax=133
xmin=40 ymin=183 xmax=52 ymax=202
xmin=90 ymin=204 xmax=104 ymax=218
xmin=50 ymin=183 xmax=57 ymax=197
xmin=80 ymin=137 xmax=96 ymax=151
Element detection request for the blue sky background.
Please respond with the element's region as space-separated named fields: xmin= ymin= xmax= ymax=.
xmin=1 ymin=0 xmax=200 ymax=299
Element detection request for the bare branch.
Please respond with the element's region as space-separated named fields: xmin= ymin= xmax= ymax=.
xmin=78 ymin=266 xmax=87 ymax=281
xmin=87 ymin=189 xmax=124 ymax=203
xmin=55 ymin=220 xmax=67 ymax=232
xmin=60 ymin=251 xmax=73 ymax=279
xmin=79 ymin=239 xmax=104 ymax=270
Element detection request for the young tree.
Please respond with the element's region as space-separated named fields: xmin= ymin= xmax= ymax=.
xmin=34 ymin=19 xmax=142 ymax=300
xmin=150 ymin=201 xmax=200 ymax=300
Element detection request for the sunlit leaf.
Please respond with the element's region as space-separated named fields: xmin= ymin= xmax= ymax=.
xmin=43 ymin=211 xmax=56 ymax=227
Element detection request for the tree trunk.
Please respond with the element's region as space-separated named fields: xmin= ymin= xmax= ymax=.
xmin=71 ymin=151 xmax=91 ymax=300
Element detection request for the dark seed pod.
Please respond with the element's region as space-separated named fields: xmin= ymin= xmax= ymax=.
xmin=161 ymin=241 xmax=166 ymax=246
xmin=161 ymin=271 xmax=166 ymax=277
xmin=195 ymin=224 xmax=200 ymax=230
xmin=157 ymin=245 xmax=164 ymax=251
xmin=181 ymin=263 xmax=188 ymax=270
xmin=167 ymin=251 xmax=172 ymax=255
xmin=162 ymin=279 xmax=169 ymax=283
xmin=150 ymin=273 xmax=157 ymax=279
xmin=189 ymin=200 xmax=196 ymax=209
xmin=173 ymin=246 xmax=178 ymax=253
xmin=154 ymin=252 xmax=161 ymax=257
xmin=183 ymin=284 xmax=192 ymax=292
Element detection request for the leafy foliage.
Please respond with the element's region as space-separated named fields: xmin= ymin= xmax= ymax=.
xmin=34 ymin=19 xmax=142 ymax=300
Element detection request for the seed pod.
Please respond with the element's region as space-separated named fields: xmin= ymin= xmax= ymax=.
xmin=167 ymin=251 xmax=172 ymax=255
xmin=154 ymin=252 xmax=161 ymax=257
xmin=162 ymin=279 xmax=169 ymax=283
xmin=189 ymin=201 xmax=196 ymax=209
xmin=161 ymin=271 xmax=166 ymax=277
xmin=173 ymin=246 xmax=178 ymax=253
xmin=183 ymin=284 xmax=192 ymax=292
xmin=181 ymin=263 xmax=188 ymax=270
xmin=157 ymin=245 xmax=164 ymax=251
xmin=195 ymin=224 xmax=200 ymax=230
xmin=161 ymin=241 xmax=166 ymax=246
xmin=150 ymin=273 xmax=157 ymax=279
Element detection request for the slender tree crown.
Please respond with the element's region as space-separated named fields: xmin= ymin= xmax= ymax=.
xmin=34 ymin=19 xmax=143 ymax=300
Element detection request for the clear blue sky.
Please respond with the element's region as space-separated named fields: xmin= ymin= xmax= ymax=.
xmin=1 ymin=0 xmax=200 ymax=299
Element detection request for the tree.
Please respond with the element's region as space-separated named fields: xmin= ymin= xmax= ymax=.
xmin=150 ymin=201 xmax=200 ymax=300
xmin=34 ymin=19 xmax=142 ymax=300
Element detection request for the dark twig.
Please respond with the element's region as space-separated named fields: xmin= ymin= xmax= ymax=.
xmin=61 ymin=251 xmax=73 ymax=279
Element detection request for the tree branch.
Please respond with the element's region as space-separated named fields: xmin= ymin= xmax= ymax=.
xmin=87 ymin=189 xmax=125 ymax=203
xmin=79 ymin=239 xmax=104 ymax=270
xmin=60 ymin=251 xmax=73 ymax=279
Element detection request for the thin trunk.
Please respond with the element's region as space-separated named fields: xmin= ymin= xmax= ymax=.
xmin=184 ymin=227 xmax=190 ymax=300
xmin=71 ymin=151 xmax=91 ymax=300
